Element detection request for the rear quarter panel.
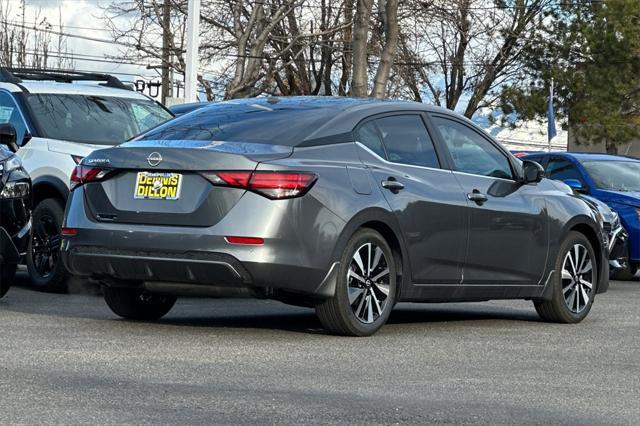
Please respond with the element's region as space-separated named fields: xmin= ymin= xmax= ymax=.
xmin=258 ymin=142 xmax=402 ymax=266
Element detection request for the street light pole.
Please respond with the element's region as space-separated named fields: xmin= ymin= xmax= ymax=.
xmin=184 ymin=0 xmax=200 ymax=103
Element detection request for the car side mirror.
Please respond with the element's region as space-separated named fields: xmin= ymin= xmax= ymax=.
xmin=522 ymin=160 xmax=544 ymax=184
xmin=562 ymin=179 xmax=586 ymax=193
xmin=0 ymin=123 xmax=19 ymax=153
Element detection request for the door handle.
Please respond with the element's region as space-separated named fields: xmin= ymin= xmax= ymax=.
xmin=467 ymin=190 xmax=488 ymax=204
xmin=382 ymin=179 xmax=405 ymax=192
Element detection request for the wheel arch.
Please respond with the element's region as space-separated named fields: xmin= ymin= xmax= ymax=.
xmin=331 ymin=208 xmax=409 ymax=299
xmin=565 ymin=216 xmax=606 ymax=293
xmin=32 ymin=176 xmax=69 ymax=205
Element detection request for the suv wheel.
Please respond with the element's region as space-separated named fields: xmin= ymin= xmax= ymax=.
xmin=26 ymin=198 xmax=69 ymax=292
xmin=103 ymin=286 xmax=177 ymax=320
xmin=535 ymin=231 xmax=598 ymax=323
xmin=315 ymin=228 xmax=397 ymax=336
xmin=0 ymin=264 xmax=17 ymax=298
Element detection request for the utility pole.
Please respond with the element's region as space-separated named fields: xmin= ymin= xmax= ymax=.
xmin=184 ymin=0 xmax=200 ymax=103
xmin=161 ymin=0 xmax=171 ymax=105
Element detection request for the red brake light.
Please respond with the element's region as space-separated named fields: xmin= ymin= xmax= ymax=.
xmin=204 ymin=171 xmax=317 ymax=199
xmin=225 ymin=236 xmax=264 ymax=245
xmin=70 ymin=165 xmax=112 ymax=191
xmin=61 ymin=227 xmax=78 ymax=236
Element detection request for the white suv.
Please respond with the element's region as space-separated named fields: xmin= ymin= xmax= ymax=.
xmin=0 ymin=68 xmax=173 ymax=291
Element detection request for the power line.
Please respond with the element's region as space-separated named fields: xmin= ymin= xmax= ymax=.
xmin=0 ymin=20 xmax=135 ymax=48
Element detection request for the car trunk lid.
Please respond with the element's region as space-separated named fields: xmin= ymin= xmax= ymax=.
xmin=81 ymin=140 xmax=293 ymax=227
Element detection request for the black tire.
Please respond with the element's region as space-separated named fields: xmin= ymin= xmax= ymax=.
xmin=315 ymin=228 xmax=397 ymax=336
xmin=103 ymin=286 xmax=177 ymax=320
xmin=610 ymin=258 xmax=637 ymax=281
xmin=534 ymin=231 xmax=598 ymax=323
xmin=26 ymin=198 xmax=69 ymax=293
xmin=0 ymin=263 xmax=17 ymax=299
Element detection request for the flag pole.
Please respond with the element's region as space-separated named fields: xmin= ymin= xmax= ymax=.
xmin=184 ymin=0 xmax=200 ymax=103
xmin=548 ymin=78 xmax=554 ymax=152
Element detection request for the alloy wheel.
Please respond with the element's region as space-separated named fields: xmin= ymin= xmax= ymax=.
xmin=347 ymin=242 xmax=391 ymax=324
xmin=31 ymin=214 xmax=61 ymax=278
xmin=561 ymin=243 xmax=594 ymax=314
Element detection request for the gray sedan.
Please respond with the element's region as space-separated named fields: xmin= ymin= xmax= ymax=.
xmin=61 ymin=97 xmax=608 ymax=336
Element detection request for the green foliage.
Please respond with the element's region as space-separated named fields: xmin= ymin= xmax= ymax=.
xmin=499 ymin=0 xmax=640 ymax=150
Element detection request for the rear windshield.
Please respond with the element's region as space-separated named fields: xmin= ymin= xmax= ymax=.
xmin=26 ymin=94 xmax=173 ymax=145
xmin=139 ymin=102 xmax=335 ymax=146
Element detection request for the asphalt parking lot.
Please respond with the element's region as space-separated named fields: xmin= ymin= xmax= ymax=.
xmin=1 ymin=272 xmax=639 ymax=425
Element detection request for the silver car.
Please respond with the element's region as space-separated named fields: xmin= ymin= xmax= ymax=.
xmin=61 ymin=97 xmax=608 ymax=336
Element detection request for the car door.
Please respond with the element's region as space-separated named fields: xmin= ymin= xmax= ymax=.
xmin=429 ymin=114 xmax=548 ymax=285
xmin=355 ymin=113 xmax=468 ymax=284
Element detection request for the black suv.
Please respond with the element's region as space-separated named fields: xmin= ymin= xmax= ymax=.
xmin=0 ymin=124 xmax=31 ymax=297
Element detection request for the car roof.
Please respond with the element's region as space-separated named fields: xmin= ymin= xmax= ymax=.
xmin=0 ymin=81 xmax=149 ymax=100
xmin=200 ymin=95 xmax=434 ymax=112
xmin=525 ymin=151 xmax=640 ymax=162
xmin=188 ymin=96 xmax=467 ymax=143
xmin=169 ymin=101 xmax=210 ymax=115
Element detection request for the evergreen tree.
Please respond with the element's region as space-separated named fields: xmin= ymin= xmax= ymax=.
xmin=499 ymin=0 xmax=640 ymax=153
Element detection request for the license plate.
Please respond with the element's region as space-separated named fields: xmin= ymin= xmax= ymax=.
xmin=134 ymin=172 xmax=182 ymax=200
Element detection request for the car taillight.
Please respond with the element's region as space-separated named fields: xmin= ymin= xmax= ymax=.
xmin=70 ymin=165 xmax=112 ymax=191
xmin=203 ymin=171 xmax=317 ymax=200
xmin=225 ymin=236 xmax=264 ymax=245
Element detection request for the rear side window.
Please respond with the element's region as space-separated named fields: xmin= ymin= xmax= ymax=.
xmin=374 ymin=115 xmax=440 ymax=168
xmin=356 ymin=121 xmax=387 ymax=158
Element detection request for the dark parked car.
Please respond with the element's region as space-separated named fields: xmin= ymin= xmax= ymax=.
xmin=61 ymin=97 xmax=608 ymax=336
xmin=0 ymin=124 xmax=31 ymax=297
xmin=524 ymin=152 xmax=640 ymax=280
xmin=580 ymin=194 xmax=628 ymax=273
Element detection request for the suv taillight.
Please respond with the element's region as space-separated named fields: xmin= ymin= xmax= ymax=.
xmin=70 ymin=165 xmax=112 ymax=191
xmin=202 ymin=171 xmax=317 ymax=199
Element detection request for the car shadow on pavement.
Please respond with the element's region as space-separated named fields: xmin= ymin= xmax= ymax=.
xmin=154 ymin=302 xmax=542 ymax=335
xmin=6 ymin=271 xmax=557 ymax=334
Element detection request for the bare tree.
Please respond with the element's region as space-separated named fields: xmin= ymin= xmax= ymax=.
xmin=403 ymin=0 xmax=552 ymax=117
xmin=370 ymin=0 xmax=399 ymax=98
xmin=350 ymin=0 xmax=374 ymax=96
xmin=105 ymin=0 xmax=349 ymax=100
xmin=0 ymin=0 xmax=73 ymax=69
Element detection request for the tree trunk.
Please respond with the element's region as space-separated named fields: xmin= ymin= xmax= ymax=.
xmin=339 ymin=0 xmax=354 ymax=96
xmin=350 ymin=0 xmax=374 ymax=97
xmin=370 ymin=0 xmax=399 ymax=98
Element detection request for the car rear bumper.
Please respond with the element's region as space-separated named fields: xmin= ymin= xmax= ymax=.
xmin=62 ymin=245 xmax=339 ymax=299
xmin=61 ymin=187 xmax=346 ymax=299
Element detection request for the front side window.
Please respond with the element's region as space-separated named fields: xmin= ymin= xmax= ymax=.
xmin=546 ymin=158 xmax=584 ymax=184
xmin=431 ymin=116 xmax=513 ymax=179
xmin=374 ymin=115 xmax=440 ymax=168
xmin=26 ymin=94 xmax=172 ymax=145
xmin=0 ymin=91 xmax=28 ymax=145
